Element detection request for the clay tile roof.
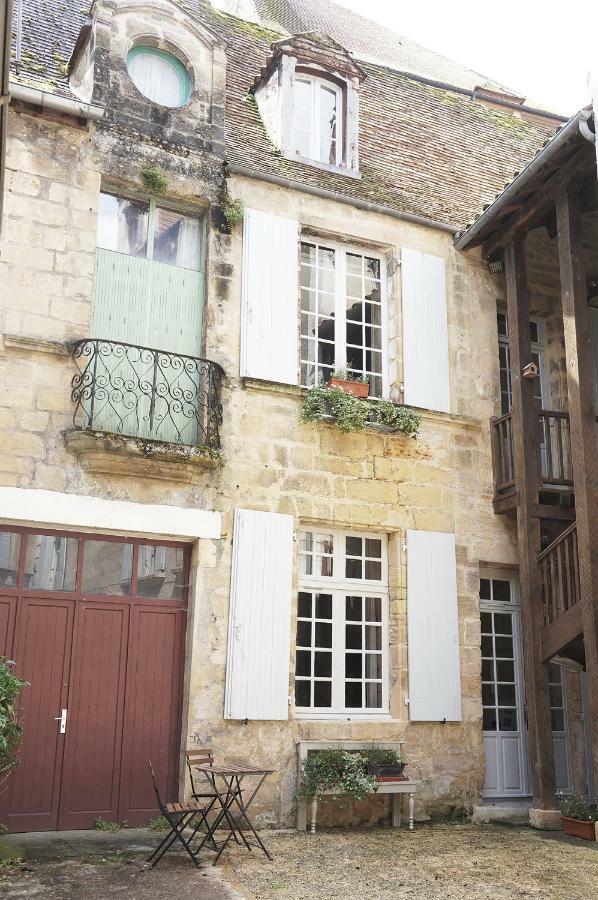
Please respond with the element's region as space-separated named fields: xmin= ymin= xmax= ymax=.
xmin=11 ymin=0 xmax=563 ymax=231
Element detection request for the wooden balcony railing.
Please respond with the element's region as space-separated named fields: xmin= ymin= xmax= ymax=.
xmin=538 ymin=522 xmax=579 ymax=626
xmin=490 ymin=409 xmax=573 ymax=500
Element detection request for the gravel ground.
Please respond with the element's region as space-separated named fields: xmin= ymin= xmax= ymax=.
xmin=226 ymin=823 xmax=598 ymax=900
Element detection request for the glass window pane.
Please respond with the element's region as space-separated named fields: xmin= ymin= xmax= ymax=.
xmin=345 ymin=682 xmax=362 ymax=708
xmin=365 ymin=682 xmax=382 ymax=708
xmin=153 ymin=208 xmax=202 ymax=270
xmin=295 ymin=680 xmax=310 ymax=707
xmin=492 ymin=579 xmax=512 ymax=603
xmin=345 ymin=653 xmax=362 ymax=678
xmin=314 ymin=652 xmax=332 ymax=677
xmin=548 ymin=663 xmax=561 ymax=683
xmin=313 ymin=681 xmax=332 ymax=707
xmin=365 ymin=625 xmax=381 ymax=651
xmin=81 ymin=540 xmax=132 ymax=596
xmin=315 ymin=622 xmax=332 ymax=648
xmin=365 ymin=560 xmax=382 ymax=580
xmin=496 ymin=660 xmax=515 ymax=682
xmin=296 ymin=650 xmax=311 ymax=677
xmin=495 ymin=636 xmax=514 ymax=658
xmin=551 ymin=709 xmax=565 ymax=731
xmin=293 ymin=79 xmax=312 ymax=133
xmin=482 ymin=659 xmax=494 ymax=681
xmin=301 ymin=243 xmax=316 ymax=266
xmin=346 ymin=624 xmax=362 ymax=649
xmin=127 ymin=49 xmax=187 ymax=107
xmin=315 ymin=594 xmax=332 ymax=619
xmin=346 ymin=558 xmax=362 ymax=579
xmin=97 ymin=193 xmax=148 ymax=257
xmin=136 ymin=545 xmax=185 ymax=599
xmin=298 ymin=592 xmax=312 ymax=618
xmin=480 ymin=612 xmax=492 ymax=634
xmin=0 ymin=531 xmax=21 ymax=588
xmin=345 ymin=596 xmax=362 ymax=621
xmin=497 ymin=312 xmax=508 ymax=337
xmin=529 ymin=320 xmax=539 ymax=344
xmin=498 ymin=684 xmax=516 ymax=706
xmin=479 ymin=578 xmax=491 ymax=600
xmin=365 ymin=596 xmax=381 ymax=622
xmin=296 ymin=621 xmax=312 ymax=647
xmin=482 ymin=683 xmax=496 ymax=705
xmin=483 ymin=708 xmax=497 ymax=730
xmin=318 ymin=84 xmax=338 ymax=164
xmin=365 ymin=539 xmax=381 ymax=558
xmin=549 ymin=685 xmax=563 ymax=708
xmin=493 ymin=613 xmax=513 ymax=635
xmin=365 ymin=654 xmax=381 ymax=679
xmin=346 ymin=536 xmax=362 ymax=556
xmin=24 ymin=535 xmax=78 ymax=592
xmin=481 ymin=635 xmax=493 ymax=657
xmin=498 ymin=708 xmax=517 ymax=731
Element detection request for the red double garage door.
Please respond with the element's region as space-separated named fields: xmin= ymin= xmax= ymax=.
xmin=0 ymin=527 xmax=188 ymax=832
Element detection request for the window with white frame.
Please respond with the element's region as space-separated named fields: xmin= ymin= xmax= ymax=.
xmin=300 ymin=241 xmax=385 ymax=397
xmin=294 ymin=529 xmax=389 ymax=716
xmin=292 ymin=75 xmax=342 ymax=166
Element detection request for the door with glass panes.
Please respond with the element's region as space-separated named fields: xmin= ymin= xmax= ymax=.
xmin=480 ymin=572 xmax=530 ymax=798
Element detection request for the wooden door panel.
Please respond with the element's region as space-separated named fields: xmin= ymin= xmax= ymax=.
xmin=58 ymin=602 xmax=129 ymax=829
xmin=119 ymin=606 xmax=186 ymax=825
xmin=0 ymin=597 xmax=73 ymax=832
xmin=0 ymin=593 xmax=17 ymax=657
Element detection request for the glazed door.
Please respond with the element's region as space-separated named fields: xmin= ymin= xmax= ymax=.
xmin=480 ymin=573 xmax=530 ymax=798
xmin=1 ymin=596 xmax=74 ymax=832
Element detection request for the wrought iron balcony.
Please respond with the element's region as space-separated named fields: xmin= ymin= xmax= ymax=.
xmin=71 ymin=339 xmax=224 ymax=449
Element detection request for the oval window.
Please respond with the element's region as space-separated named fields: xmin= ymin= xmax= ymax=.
xmin=126 ymin=46 xmax=190 ymax=108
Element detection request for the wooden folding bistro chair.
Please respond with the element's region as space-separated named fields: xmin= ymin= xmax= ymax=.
xmin=146 ymin=760 xmax=210 ymax=868
xmin=185 ymin=748 xmax=240 ymax=848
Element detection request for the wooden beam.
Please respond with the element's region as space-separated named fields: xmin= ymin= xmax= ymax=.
xmin=504 ymin=235 xmax=556 ymax=808
xmin=482 ymin=146 xmax=595 ymax=260
xmin=556 ymin=184 xmax=598 ymax=799
xmin=540 ymin=604 xmax=583 ymax=662
xmin=530 ymin=504 xmax=576 ymax=521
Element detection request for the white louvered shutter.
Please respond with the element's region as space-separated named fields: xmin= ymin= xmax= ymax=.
xmin=224 ymin=509 xmax=294 ymax=720
xmin=406 ymin=529 xmax=462 ymax=721
xmin=401 ymin=248 xmax=450 ymax=413
xmin=241 ymin=208 xmax=299 ymax=385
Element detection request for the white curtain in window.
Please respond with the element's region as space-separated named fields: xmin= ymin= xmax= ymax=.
xmin=175 ymin=216 xmax=202 ymax=270
xmin=128 ymin=53 xmax=183 ymax=107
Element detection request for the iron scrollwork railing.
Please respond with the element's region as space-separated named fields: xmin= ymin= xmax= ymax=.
xmin=71 ymin=339 xmax=224 ymax=449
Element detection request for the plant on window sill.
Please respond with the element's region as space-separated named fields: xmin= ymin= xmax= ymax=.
xmin=139 ymin=163 xmax=169 ymax=195
xmin=327 ymin=369 xmax=370 ymax=399
xmin=301 ymin=385 xmax=422 ymax=437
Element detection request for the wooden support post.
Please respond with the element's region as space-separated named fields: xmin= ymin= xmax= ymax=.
xmin=556 ymin=184 xmax=598 ymax=794
xmin=505 ymin=235 xmax=556 ymax=808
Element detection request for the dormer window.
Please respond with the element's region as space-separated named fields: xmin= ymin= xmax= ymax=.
xmin=292 ymin=75 xmax=342 ymax=166
xmin=253 ymin=34 xmax=365 ymax=176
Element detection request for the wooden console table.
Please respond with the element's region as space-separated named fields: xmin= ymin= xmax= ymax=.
xmin=296 ymin=740 xmax=418 ymax=833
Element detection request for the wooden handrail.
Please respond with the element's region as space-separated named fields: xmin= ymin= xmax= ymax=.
xmin=538 ymin=522 xmax=579 ymax=626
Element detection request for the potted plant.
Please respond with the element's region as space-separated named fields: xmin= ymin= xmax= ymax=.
xmin=362 ymin=744 xmax=407 ymax=781
xmin=295 ymin=748 xmax=377 ymax=803
xmin=326 ymin=369 xmax=370 ymax=399
xmin=557 ymin=791 xmax=598 ymax=840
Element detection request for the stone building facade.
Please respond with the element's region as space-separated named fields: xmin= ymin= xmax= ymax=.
xmin=0 ymin=0 xmax=593 ymax=831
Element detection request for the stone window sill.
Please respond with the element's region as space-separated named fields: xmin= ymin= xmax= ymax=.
xmin=282 ymin=151 xmax=361 ymax=180
xmin=3 ymin=333 xmax=70 ymax=357
xmin=64 ymin=428 xmax=222 ymax=483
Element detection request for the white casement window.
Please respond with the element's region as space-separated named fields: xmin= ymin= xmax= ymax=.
xmin=497 ymin=312 xmax=547 ymax=414
xmin=292 ymin=75 xmax=342 ymax=166
xmin=295 ymin=529 xmax=389 ymax=717
xmin=300 ymin=241 xmax=386 ymax=398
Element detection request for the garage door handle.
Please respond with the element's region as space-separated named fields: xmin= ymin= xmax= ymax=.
xmin=54 ymin=709 xmax=67 ymax=734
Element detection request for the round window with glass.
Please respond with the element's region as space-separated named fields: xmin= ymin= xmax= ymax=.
xmin=126 ymin=46 xmax=190 ymax=108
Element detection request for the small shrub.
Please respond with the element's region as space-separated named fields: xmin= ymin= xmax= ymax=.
xmin=222 ymin=197 xmax=244 ymax=230
xmin=146 ymin=815 xmax=170 ymax=831
xmin=295 ymin=749 xmax=376 ymax=801
xmin=139 ymin=164 xmax=168 ymax=195
xmin=556 ymin=791 xmax=598 ymax=821
xmin=93 ymin=817 xmax=120 ymax=832
xmin=0 ymin=658 xmax=27 ymax=789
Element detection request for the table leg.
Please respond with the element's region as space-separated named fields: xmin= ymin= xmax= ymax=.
xmin=309 ymin=796 xmax=318 ymax=834
xmin=297 ymin=799 xmax=307 ymax=831
xmin=218 ymin=773 xmax=272 ymax=862
xmin=392 ymin=793 xmax=401 ymax=828
xmin=408 ymin=792 xmax=415 ymax=831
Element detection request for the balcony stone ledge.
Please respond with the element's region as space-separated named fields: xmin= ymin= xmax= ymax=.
xmin=64 ymin=428 xmax=222 ymax=483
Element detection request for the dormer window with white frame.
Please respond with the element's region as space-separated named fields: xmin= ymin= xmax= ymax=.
xmin=253 ymin=34 xmax=365 ymax=176
xmin=292 ymin=74 xmax=342 ymax=166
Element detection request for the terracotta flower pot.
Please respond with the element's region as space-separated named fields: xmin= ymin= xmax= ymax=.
xmin=561 ymin=815 xmax=597 ymax=841
xmin=327 ymin=378 xmax=369 ymax=398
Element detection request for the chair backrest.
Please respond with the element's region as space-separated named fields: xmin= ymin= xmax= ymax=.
xmin=147 ymin=760 xmax=168 ymax=815
xmin=185 ymin=747 xmax=213 ymax=793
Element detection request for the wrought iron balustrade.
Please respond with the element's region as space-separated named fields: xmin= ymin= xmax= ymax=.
xmin=539 ymin=522 xmax=579 ymax=626
xmin=71 ymin=339 xmax=224 ymax=449
xmin=490 ymin=409 xmax=573 ymax=499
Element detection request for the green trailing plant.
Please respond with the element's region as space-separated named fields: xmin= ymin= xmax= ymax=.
xmin=361 ymin=744 xmax=404 ymax=767
xmin=301 ymin=385 xmax=422 ymax=437
xmin=139 ymin=163 xmax=169 ymax=195
xmin=0 ymin=658 xmax=27 ymax=789
xmin=295 ymin=749 xmax=376 ymax=801
xmin=556 ymin=791 xmax=598 ymax=822
xmin=93 ymin=817 xmax=121 ymax=832
xmin=222 ymin=196 xmax=244 ymax=230
xmin=146 ymin=815 xmax=170 ymax=831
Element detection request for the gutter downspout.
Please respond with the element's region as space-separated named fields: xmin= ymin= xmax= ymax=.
xmin=9 ymin=81 xmax=105 ymax=120
xmin=227 ymin=163 xmax=460 ymax=235
xmin=0 ymin=0 xmax=14 ymax=230
xmin=454 ymin=109 xmax=594 ymax=251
